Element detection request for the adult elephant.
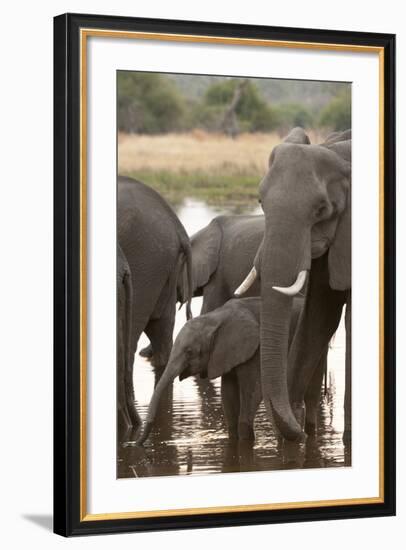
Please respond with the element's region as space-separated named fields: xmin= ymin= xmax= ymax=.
xmin=237 ymin=128 xmax=351 ymax=442
xmin=187 ymin=215 xmax=264 ymax=313
xmin=118 ymin=176 xmax=193 ymax=425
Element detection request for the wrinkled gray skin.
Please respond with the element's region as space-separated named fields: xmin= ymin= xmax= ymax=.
xmin=140 ymin=215 xmax=264 ymax=360
xmin=186 ymin=215 xmax=264 ymax=313
xmin=117 ymin=245 xmax=140 ymax=429
xmin=250 ymin=127 xmax=351 ymax=442
xmin=118 ymin=177 xmax=193 ymax=425
xmin=136 ymin=297 xmax=304 ymax=445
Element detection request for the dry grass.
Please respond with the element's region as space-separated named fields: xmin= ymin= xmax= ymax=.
xmin=117 ymin=130 xmax=321 ymax=207
xmin=120 ymin=131 xmax=294 ymax=175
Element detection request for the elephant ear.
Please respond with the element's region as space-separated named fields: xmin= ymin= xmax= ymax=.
xmin=327 ymin=145 xmax=351 ymax=291
xmin=283 ymin=127 xmax=311 ymax=144
xmin=207 ymin=305 xmax=259 ymax=380
xmin=324 ymin=129 xmax=351 ymax=145
xmin=190 ymin=218 xmax=222 ymax=292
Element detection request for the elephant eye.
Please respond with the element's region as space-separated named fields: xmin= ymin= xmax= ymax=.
xmin=314 ymin=201 xmax=329 ymax=219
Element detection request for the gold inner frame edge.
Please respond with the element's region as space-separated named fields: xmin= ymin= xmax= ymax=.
xmin=79 ymin=28 xmax=385 ymax=522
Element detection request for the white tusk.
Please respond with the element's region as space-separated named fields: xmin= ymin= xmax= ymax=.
xmin=272 ymin=270 xmax=307 ymax=296
xmin=234 ymin=267 xmax=257 ymax=296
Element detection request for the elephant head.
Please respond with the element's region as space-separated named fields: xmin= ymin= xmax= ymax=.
xmin=136 ymin=300 xmax=259 ymax=445
xmin=237 ymin=128 xmax=351 ymax=441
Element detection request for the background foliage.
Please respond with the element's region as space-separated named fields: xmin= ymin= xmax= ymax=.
xmin=319 ymin=88 xmax=352 ymax=131
xmin=118 ymin=72 xmax=351 ymax=134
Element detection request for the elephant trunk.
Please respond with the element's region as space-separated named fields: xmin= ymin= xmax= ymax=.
xmin=260 ymin=216 xmax=310 ymax=441
xmin=261 ymin=289 xmax=304 ymax=440
xmin=135 ymin=356 xmax=184 ymax=445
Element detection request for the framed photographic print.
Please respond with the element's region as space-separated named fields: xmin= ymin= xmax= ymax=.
xmin=53 ymin=13 xmax=396 ymax=536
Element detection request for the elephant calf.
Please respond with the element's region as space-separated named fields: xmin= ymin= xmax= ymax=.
xmin=136 ymin=297 xmax=302 ymax=444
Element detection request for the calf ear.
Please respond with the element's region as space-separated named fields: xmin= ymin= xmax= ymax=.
xmin=207 ymin=308 xmax=259 ymax=380
xmin=190 ymin=218 xmax=221 ymax=292
xmin=329 ymin=182 xmax=351 ymax=290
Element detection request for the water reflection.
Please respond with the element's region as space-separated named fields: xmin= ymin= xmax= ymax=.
xmin=117 ymin=198 xmax=350 ymax=479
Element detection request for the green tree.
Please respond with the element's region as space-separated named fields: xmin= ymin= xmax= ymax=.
xmin=117 ymin=72 xmax=186 ymax=133
xmin=273 ymin=103 xmax=314 ymax=129
xmin=319 ymin=89 xmax=351 ymax=131
xmin=202 ymin=79 xmax=279 ymax=132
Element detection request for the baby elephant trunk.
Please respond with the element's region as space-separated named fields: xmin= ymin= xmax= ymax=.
xmin=135 ymin=357 xmax=183 ymax=446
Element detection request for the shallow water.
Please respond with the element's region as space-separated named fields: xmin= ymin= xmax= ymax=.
xmin=117 ymin=199 xmax=350 ymax=479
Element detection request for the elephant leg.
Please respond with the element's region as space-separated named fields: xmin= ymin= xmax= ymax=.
xmin=124 ymin=356 xmax=140 ymax=429
xmin=144 ymin=301 xmax=176 ymax=369
xmin=236 ymin=359 xmax=261 ymax=440
xmin=288 ymin=255 xmax=346 ymax=425
xmin=124 ymin=368 xmax=141 ymax=428
xmin=117 ymin=347 xmax=132 ymax=430
xmin=118 ymin=400 xmax=132 ymax=431
xmin=119 ymin=323 xmax=140 ymax=430
xmin=304 ymin=347 xmax=327 ymax=435
xmin=221 ymin=372 xmax=240 ymax=439
xmin=139 ymin=342 xmax=153 ymax=358
xmin=343 ymin=294 xmax=352 ymax=446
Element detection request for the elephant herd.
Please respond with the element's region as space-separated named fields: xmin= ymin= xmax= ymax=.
xmin=117 ymin=126 xmax=352 ymax=449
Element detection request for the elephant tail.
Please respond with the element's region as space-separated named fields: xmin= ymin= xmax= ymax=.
xmin=183 ymin=242 xmax=193 ymax=321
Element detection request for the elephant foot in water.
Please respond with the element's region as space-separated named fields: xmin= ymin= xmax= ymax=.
xmin=304 ymin=419 xmax=317 ymax=436
xmin=304 ymin=400 xmax=318 ymax=435
xmin=292 ymin=401 xmax=306 ymax=430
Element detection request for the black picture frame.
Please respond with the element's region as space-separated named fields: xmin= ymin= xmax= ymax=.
xmin=54 ymin=12 xmax=396 ymax=537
